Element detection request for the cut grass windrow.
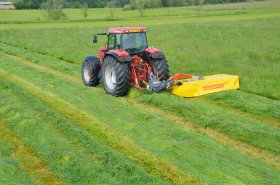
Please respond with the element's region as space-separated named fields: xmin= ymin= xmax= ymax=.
xmin=0 ymin=69 xmax=203 ymax=185
xmin=2 ymin=50 xmax=280 ymax=171
xmin=0 ymin=80 xmax=169 ymax=185
xmin=2 ymin=53 xmax=280 ymax=184
xmin=202 ymin=90 xmax=280 ymax=122
xmin=10 ymin=42 xmax=279 ymax=130
xmin=128 ymin=100 xmax=280 ymax=171
xmin=0 ymin=51 xmax=81 ymax=84
xmin=1 ymin=44 xmax=279 ymax=126
xmin=138 ymin=93 xmax=280 ymax=154
xmin=195 ymin=97 xmax=280 ymax=129
xmin=0 ymin=119 xmax=66 ymax=185
xmin=1 ymin=39 xmax=277 ymax=101
xmin=0 ymin=40 xmax=279 ymax=106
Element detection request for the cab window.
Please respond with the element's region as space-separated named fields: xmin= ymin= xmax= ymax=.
xmin=115 ymin=34 xmax=121 ymax=49
xmin=108 ymin=34 xmax=115 ymax=48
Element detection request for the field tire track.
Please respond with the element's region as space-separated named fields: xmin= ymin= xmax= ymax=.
xmin=0 ymin=119 xmax=66 ymax=185
xmin=0 ymin=69 xmax=204 ymax=185
xmin=1 ymin=51 xmax=280 ymax=172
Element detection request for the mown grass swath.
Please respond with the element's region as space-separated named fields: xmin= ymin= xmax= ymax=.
xmin=137 ymin=93 xmax=280 ymax=154
xmin=0 ymin=68 xmax=202 ymax=185
xmin=1 ymin=50 xmax=280 ymax=155
xmin=0 ymin=122 xmax=36 ymax=185
xmin=197 ymin=92 xmax=280 ymax=128
xmin=0 ymin=120 xmax=66 ymax=185
xmin=0 ymin=80 xmax=171 ymax=185
xmin=1 ymin=54 xmax=280 ymax=184
xmin=0 ymin=159 xmax=35 ymax=185
xmin=1 ymin=42 xmax=279 ymax=125
xmin=2 ymin=48 xmax=280 ymax=171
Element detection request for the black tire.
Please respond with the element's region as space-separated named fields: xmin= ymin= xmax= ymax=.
xmin=102 ymin=56 xmax=131 ymax=96
xmin=81 ymin=59 xmax=100 ymax=86
xmin=152 ymin=59 xmax=169 ymax=80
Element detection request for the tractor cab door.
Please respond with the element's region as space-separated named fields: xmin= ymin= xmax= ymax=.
xmin=108 ymin=34 xmax=121 ymax=50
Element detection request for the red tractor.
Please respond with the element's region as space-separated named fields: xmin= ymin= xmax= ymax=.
xmin=81 ymin=27 xmax=171 ymax=96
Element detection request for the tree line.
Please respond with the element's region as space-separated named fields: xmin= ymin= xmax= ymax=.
xmin=14 ymin=0 xmax=254 ymax=9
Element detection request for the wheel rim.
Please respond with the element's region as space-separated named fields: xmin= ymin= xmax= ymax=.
xmin=83 ymin=63 xmax=90 ymax=82
xmin=105 ymin=63 xmax=116 ymax=90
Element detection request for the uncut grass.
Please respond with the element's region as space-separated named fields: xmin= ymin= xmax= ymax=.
xmin=0 ymin=82 xmax=169 ymax=185
xmin=1 ymin=42 xmax=279 ymax=127
xmin=1 ymin=17 xmax=279 ymax=99
xmin=1 ymin=56 xmax=280 ymax=184
xmin=1 ymin=1 xmax=279 ymax=23
xmin=0 ymin=80 xmax=169 ymax=185
xmin=1 ymin=10 xmax=279 ymax=30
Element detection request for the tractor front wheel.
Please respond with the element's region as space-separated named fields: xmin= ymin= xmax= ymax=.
xmin=81 ymin=59 xmax=100 ymax=86
xmin=152 ymin=59 xmax=169 ymax=80
xmin=102 ymin=56 xmax=131 ymax=96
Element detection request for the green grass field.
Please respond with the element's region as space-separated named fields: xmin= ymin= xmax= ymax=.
xmin=0 ymin=0 xmax=280 ymax=184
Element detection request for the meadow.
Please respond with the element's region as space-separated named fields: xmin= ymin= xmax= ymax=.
xmin=0 ymin=0 xmax=280 ymax=184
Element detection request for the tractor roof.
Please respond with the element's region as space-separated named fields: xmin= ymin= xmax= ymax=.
xmin=108 ymin=27 xmax=146 ymax=34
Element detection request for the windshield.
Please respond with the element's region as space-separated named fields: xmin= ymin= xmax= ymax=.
xmin=122 ymin=33 xmax=148 ymax=53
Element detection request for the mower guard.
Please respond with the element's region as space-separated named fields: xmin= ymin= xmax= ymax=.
xmin=171 ymin=74 xmax=239 ymax=97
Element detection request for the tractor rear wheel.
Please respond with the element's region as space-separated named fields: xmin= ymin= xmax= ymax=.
xmin=152 ymin=59 xmax=169 ymax=80
xmin=102 ymin=56 xmax=131 ymax=96
xmin=81 ymin=59 xmax=100 ymax=86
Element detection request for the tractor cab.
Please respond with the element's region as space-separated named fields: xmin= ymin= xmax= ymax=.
xmin=93 ymin=27 xmax=155 ymax=60
xmin=107 ymin=27 xmax=148 ymax=54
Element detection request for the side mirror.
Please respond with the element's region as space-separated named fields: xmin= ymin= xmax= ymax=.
xmin=93 ymin=35 xmax=98 ymax=43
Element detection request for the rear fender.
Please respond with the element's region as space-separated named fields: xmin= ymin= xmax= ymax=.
xmin=145 ymin=47 xmax=165 ymax=59
xmin=84 ymin=56 xmax=100 ymax=63
xmin=106 ymin=50 xmax=132 ymax=63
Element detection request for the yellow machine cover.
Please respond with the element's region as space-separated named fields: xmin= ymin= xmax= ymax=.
xmin=171 ymin=74 xmax=239 ymax=97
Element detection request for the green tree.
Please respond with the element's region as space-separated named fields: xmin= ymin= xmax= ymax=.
xmin=106 ymin=0 xmax=118 ymax=7
xmin=160 ymin=0 xmax=169 ymax=7
xmin=42 ymin=0 xmax=66 ymax=20
xmin=135 ymin=0 xmax=145 ymax=17
xmin=145 ymin=0 xmax=162 ymax=8
xmin=109 ymin=8 xmax=115 ymax=20
xmin=80 ymin=3 xmax=88 ymax=18
xmin=193 ymin=0 xmax=200 ymax=5
xmin=14 ymin=1 xmax=26 ymax=9
xmin=73 ymin=1 xmax=82 ymax=8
